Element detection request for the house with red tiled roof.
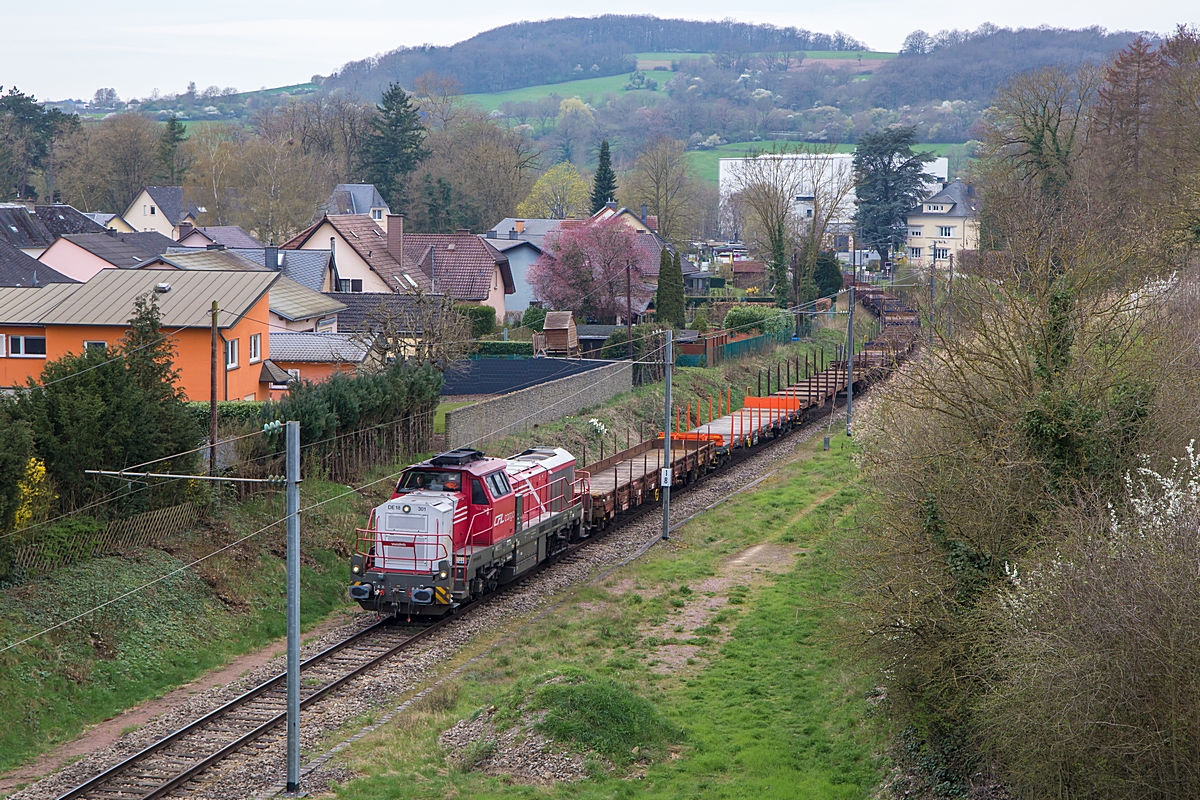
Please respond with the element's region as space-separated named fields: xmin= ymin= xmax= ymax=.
xmin=401 ymin=230 xmax=514 ymax=319
xmin=282 ymin=213 xmax=429 ymax=294
xmin=282 ymin=215 xmax=515 ymax=318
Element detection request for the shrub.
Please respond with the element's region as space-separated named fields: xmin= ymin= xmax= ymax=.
xmin=521 ymin=306 xmax=547 ymax=332
xmin=457 ymin=304 xmax=497 ymax=338
xmin=722 ymin=305 xmax=792 ymax=336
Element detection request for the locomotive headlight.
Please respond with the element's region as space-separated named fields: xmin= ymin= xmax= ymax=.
xmin=437 ymin=559 xmax=450 ymax=581
xmin=402 ymin=504 xmax=411 ymax=513
xmin=352 ymin=565 xmax=360 ymax=574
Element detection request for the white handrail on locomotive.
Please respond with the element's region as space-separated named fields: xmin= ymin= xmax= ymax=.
xmin=353 ymin=470 xmax=590 ymax=580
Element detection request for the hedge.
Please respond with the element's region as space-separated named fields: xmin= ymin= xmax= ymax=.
xmin=722 ymin=305 xmax=794 ymax=336
xmin=474 ymin=341 xmax=534 ymax=357
xmin=186 ymin=401 xmax=268 ymax=432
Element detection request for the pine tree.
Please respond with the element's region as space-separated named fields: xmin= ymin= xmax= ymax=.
xmin=362 ymin=83 xmax=429 ymax=213
xmin=591 ymin=139 xmax=618 ymax=214
xmin=158 ymin=115 xmax=188 ymax=183
xmin=656 ymin=248 xmax=685 ymax=328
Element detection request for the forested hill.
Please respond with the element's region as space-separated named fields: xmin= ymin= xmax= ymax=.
xmin=868 ymin=25 xmax=1137 ymax=107
xmin=320 ymin=15 xmax=867 ymax=97
xmin=319 ymin=17 xmax=1137 ymax=109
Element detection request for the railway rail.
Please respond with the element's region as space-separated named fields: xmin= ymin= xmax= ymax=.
xmin=53 ymin=285 xmax=919 ymax=800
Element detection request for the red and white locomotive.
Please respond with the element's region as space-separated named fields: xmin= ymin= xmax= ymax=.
xmin=349 ymin=447 xmax=590 ymax=615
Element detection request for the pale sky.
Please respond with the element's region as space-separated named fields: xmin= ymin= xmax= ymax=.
xmin=5 ymin=0 xmax=1197 ymax=101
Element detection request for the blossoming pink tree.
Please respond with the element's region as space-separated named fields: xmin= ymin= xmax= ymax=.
xmin=528 ymin=218 xmax=651 ymax=323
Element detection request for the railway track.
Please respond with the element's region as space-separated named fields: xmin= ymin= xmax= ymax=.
xmin=54 ymin=296 xmax=915 ymax=800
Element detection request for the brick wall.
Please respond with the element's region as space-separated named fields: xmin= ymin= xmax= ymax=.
xmin=446 ymin=361 xmax=633 ymax=449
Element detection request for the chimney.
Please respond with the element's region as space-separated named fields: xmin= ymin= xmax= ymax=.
xmin=178 ymin=221 xmax=194 ymax=240
xmin=605 ymin=200 xmax=617 ymax=210
xmin=641 ymin=203 xmax=648 ymax=222
xmin=486 ymin=229 xmax=496 ymax=238
xmin=265 ymin=245 xmax=280 ymax=271
xmin=386 ymin=213 xmax=405 ymax=264
xmin=206 ymin=243 xmax=225 ymax=251
xmin=514 ymin=220 xmax=525 ymax=233
xmin=456 ymin=228 xmax=470 ymax=234
xmin=508 ymin=229 xmax=518 ymax=240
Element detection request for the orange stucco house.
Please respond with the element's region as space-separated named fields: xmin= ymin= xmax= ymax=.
xmin=0 ymin=269 xmax=281 ymax=401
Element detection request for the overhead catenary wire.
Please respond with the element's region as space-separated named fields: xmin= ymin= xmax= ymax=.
xmin=0 ymin=343 xmax=673 ymax=655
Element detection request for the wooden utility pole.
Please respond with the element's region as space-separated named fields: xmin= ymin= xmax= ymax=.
xmin=210 ymin=301 xmax=218 ymax=475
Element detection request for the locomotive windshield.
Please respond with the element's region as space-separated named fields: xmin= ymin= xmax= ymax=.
xmin=396 ymin=470 xmax=462 ymax=492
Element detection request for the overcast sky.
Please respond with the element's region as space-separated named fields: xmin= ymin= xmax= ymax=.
xmin=5 ymin=0 xmax=1197 ymax=101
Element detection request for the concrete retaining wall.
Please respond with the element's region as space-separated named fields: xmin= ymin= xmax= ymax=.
xmin=446 ymin=361 xmax=633 ymax=449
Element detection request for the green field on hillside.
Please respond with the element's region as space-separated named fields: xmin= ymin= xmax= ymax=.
xmin=464 ymin=73 xmax=645 ymax=112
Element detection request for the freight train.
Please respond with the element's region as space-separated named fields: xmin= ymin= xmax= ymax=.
xmin=349 ymin=286 xmax=920 ymax=618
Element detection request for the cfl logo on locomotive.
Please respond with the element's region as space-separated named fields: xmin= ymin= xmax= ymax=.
xmin=494 ymin=511 xmax=514 ymax=527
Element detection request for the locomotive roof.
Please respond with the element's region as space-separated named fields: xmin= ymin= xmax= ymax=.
xmin=412 ymin=451 xmax=508 ymax=476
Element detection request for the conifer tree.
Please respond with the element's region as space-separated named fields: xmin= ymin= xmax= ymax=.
xmin=590 ymin=139 xmax=617 ymax=214
xmin=656 ymin=247 xmax=685 ymax=328
xmin=362 ymin=83 xmax=429 ymax=212
xmin=158 ymin=115 xmax=188 ymax=183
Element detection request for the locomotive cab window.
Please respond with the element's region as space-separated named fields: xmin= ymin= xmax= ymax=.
xmin=485 ymin=471 xmax=511 ymax=497
xmin=471 ymin=479 xmax=487 ymax=505
xmin=397 ymin=470 xmax=462 ymax=492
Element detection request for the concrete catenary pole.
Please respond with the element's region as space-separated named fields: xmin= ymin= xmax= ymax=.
xmin=661 ymin=330 xmax=672 ymax=541
xmin=209 ymin=302 xmax=218 ymax=475
xmin=286 ymin=421 xmax=301 ymax=793
xmin=846 ymin=285 xmax=855 ymax=437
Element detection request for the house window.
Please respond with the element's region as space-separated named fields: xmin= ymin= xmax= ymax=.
xmin=908 ymin=247 xmax=923 ymax=259
xmin=243 ymin=394 xmax=256 ymax=401
xmin=0 ymin=334 xmax=5 ymax=356
xmin=937 ymin=226 xmax=954 ymax=238
xmin=150 ymin=206 xmax=156 ymax=215
xmin=10 ymin=335 xmax=47 ymax=357
xmin=83 ymin=340 xmax=107 ymax=351
xmin=286 ymin=368 xmax=300 ymax=381
xmin=249 ymin=333 xmax=261 ymax=363
xmin=143 ymin=205 xmax=148 ymax=215
xmin=934 ymin=247 xmax=950 ymax=260
xmin=908 ymin=227 xmax=922 ymax=237
xmin=926 ymin=204 xmax=944 ymax=212
xmin=226 ymin=338 xmax=239 ymax=369
xmin=338 ymin=278 xmax=363 ymax=292
xmin=372 ymin=209 xmax=383 ymax=220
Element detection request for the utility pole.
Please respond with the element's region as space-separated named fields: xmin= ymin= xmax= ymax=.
xmin=210 ymin=301 xmax=218 ymax=475
xmin=661 ymin=330 xmax=672 ymax=541
xmin=947 ymin=251 xmax=954 ymax=338
xmin=928 ymin=269 xmax=935 ymax=346
xmin=286 ymin=421 xmax=301 ymax=794
xmin=626 ymin=261 xmax=633 ymax=359
xmin=846 ymin=285 xmax=854 ymax=437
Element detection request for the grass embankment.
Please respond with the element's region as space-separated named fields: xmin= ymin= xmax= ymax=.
xmin=333 ymin=429 xmax=881 ymax=798
xmin=0 ymin=470 xmax=403 ymax=776
xmin=477 ymin=330 xmax=847 ymax=460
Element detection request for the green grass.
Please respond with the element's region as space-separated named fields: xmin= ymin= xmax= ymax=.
xmin=687 ymin=141 xmax=971 ymax=185
xmin=464 ymin=74 xmax=646 ymax=113
xmin=331 ymin=430 xmax=885 ymax=798
xmin=434 ymin=401 xmax=474 ymax=434
xmin=802 ymin=50 xmax=897 ymax=60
